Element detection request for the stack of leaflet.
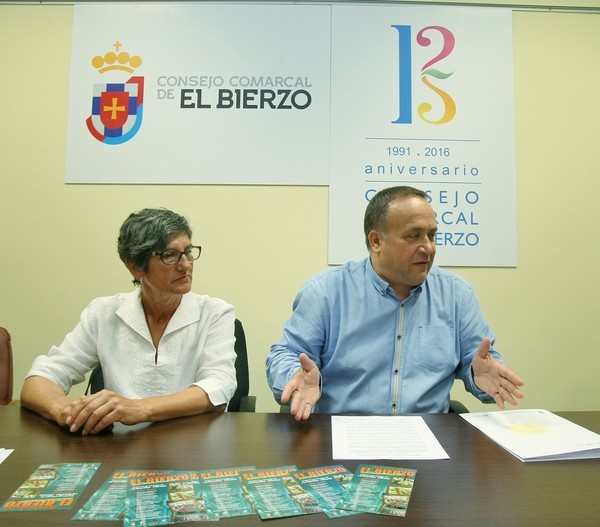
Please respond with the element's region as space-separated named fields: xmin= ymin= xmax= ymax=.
xmin=460 ymin=409 xmax=600 ymax=462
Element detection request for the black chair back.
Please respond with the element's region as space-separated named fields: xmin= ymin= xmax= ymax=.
xmin=228 ymin=319 xmax=250 ymax=412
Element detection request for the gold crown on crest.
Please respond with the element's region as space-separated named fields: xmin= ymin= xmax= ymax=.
xmin=91 ymin=41 xmax=142 ymax=73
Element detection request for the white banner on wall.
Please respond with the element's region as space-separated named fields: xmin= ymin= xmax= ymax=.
xmin=65 ymin=3 xmax=331 ymax=185
xmin=329 ymin=5 xmax=517 ymax=266
xmin=66 ymin=3 xmax=516 ymax=267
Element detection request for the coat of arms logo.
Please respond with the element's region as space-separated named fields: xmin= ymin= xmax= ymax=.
xmin=86 ymin=42 xmax=144 ymax=144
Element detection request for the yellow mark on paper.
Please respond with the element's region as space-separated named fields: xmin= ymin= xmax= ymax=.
xmin=506 ymin=423 xmax=550 ymax=436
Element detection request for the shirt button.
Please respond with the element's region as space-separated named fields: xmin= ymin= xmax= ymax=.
xmin=394 ymin=369 xmax=399 ymax=375
xmin=397 ymin=334 xmax=401 ymax=340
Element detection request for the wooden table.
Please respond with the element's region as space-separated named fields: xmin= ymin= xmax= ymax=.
xmin=0 ymin=404 xmax=599 ymax=526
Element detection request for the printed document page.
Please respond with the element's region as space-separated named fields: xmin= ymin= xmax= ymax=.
xmin=0 ymin=449 xmax=13 ymax=465
xmin=331 ymin=416 xmax=449 ymax=460
xmin=461 ymin=409 xmax=600 ymax=462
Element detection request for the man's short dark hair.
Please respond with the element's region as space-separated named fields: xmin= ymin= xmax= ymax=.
xmin=363 ymin=186 xmax=428 ymax=249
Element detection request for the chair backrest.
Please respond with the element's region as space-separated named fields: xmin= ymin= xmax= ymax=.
xmin=86 ymin=318 xmax=255 ymax=411
xmin=449 ymin=399 xmax=469 ymax=413
xmin=228 ymin=319 xmax=250 ymax=412
xmin=86 ymin=359 xmax=104 ymax=395
xmin=0 ymin=327 xmax=14 ymax=405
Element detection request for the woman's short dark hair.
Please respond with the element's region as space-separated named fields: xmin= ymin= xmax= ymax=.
xmin=118 ymin=208 xmax=192 ymax=285
xmin=363 ymin=186 xmax=428 ymax=249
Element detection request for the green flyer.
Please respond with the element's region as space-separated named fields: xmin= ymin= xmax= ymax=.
xmin=241 ymin=465 xmax=317 ymax=520
xmin=199 ymin=465 xmax=256 ymax=519
xmin=73 ymin=469 xmax=171 ymax=521
xmin=124 ymin=470 xmax=215 ymax=526
xmin=0 ymin=463 xmax=99 ymax=512
xmin=293 ymin=464 xmax=360 ymax=518
xmin=338 ymin=464 xmax=417 ymax=517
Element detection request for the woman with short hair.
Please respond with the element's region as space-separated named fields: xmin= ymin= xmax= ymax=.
xmin=21 ymin=208 xmax=237 ymax=435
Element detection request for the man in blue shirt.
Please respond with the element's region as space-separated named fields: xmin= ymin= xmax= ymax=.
xmin=266 ymin=186 xmax=524 ymax=420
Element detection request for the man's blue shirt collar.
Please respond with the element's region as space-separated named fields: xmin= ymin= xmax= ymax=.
xmin=365 ymin=256 xmax=424 ymax=301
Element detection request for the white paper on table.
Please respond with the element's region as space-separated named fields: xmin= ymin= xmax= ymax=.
xmin=460 ymin=409 xmax=600 ymax=462
xmin=0 ymin=448 xmax=14 ymax=464
xmin=331 ymin=415 xmax=450 ymax=460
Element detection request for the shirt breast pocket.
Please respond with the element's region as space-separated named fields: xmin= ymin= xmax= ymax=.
xmin=418 ymin=325 xmax=456 ymax=375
